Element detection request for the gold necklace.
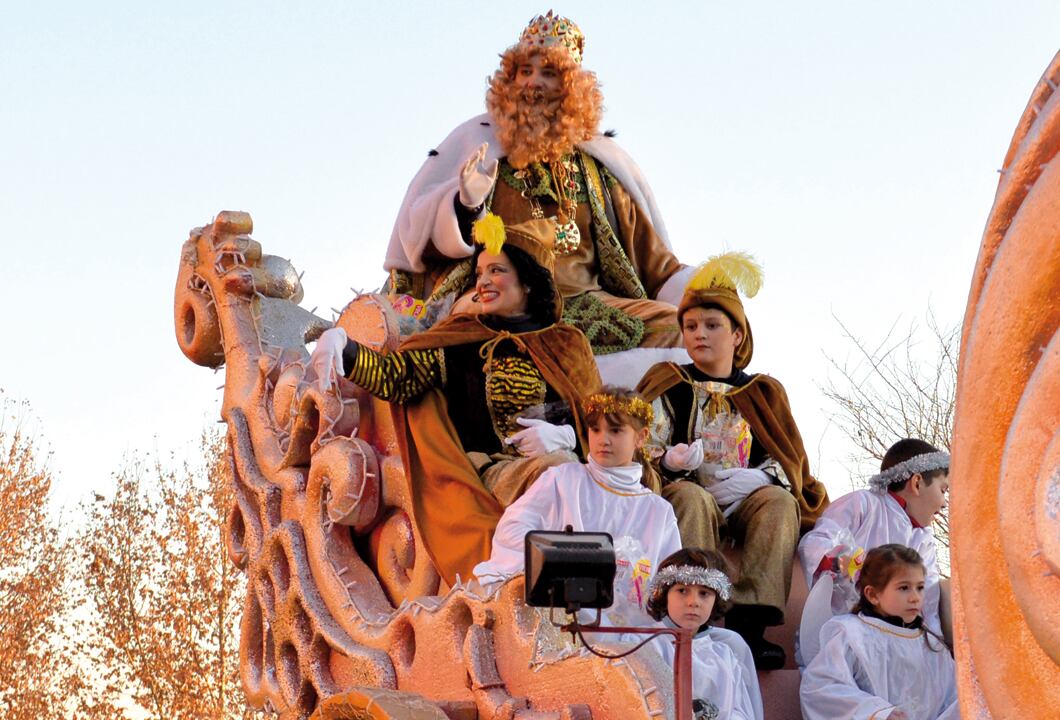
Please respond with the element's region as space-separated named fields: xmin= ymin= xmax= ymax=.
xmin=515 ymin=159 xmax=582 ymax=256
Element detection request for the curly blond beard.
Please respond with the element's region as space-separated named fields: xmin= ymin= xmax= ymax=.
xmin=486 ymin=45 xmax=604 ymax=169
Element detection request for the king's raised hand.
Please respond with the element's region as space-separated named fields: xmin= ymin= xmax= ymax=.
xmin=458 ymin=142 xmax=499 ymax=209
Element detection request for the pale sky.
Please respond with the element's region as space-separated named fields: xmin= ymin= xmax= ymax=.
xmin=2 ymin=1 xmax=1058 ymax=508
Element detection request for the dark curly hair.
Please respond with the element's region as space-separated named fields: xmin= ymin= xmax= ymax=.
xmin=472 ymin=243 xmax=558 ymax=325
xmin=646 ymin=548 xmax=733 ymax=630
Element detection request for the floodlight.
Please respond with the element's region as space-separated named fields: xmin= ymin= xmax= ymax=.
xmin=524 ymin=527 xmax=615 ymax=611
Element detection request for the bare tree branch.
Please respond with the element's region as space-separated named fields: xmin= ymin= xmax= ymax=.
xmin=820 ymin=310 xmax=958 ymax=573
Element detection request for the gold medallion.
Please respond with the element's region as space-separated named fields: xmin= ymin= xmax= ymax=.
xmin=553 ymin=218 xmax=581 ymax=255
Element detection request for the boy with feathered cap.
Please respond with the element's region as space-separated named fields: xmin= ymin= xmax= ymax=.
xmin=636 ymin=252 xmax=830 ymax=669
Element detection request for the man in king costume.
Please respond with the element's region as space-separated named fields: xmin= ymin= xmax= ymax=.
xmin=385 ymin=11 xmax=695 ymax=354
xmin=636 ymin=252 xmax=830 ymax=669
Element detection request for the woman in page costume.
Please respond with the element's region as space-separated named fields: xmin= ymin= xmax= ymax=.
xmin=311 ymin=216 xmax=601 ymax=586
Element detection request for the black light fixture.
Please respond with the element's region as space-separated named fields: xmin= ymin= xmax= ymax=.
xmin=524 ymin=526 xmax=616 ymax=613
xmin=524 ymin=527 xmax=695 ymax=720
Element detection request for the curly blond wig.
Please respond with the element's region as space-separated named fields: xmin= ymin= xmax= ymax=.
xmin=486 ymin=44 xmax=603 ymax=169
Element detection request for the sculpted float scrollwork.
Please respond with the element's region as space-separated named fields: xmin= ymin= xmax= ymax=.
xmin=174 ymin=212 xmax=673 ymax=719
xmin=175 ymin=41 xmax=1060 ymax=718
xmin=951 ymin=49 xmax=1060 ymax=717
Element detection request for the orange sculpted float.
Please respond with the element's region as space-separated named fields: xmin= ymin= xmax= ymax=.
xmin=174 ymin=212 xmax=673 ymax=719
xmin=950 ymin=49 xmax=1060 ymax=716
xmin=175 ymin=51 xmax=1060 ymax=720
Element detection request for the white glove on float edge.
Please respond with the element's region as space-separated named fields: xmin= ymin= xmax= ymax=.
xmin=308 ymin=326 xmax=348 ymax=389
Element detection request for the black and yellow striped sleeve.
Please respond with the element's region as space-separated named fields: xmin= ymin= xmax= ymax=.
xmin=345 ymin=343 xmax=445 ymax=404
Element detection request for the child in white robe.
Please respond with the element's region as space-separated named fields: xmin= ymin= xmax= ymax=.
xmin=644 ymin=548 xmax=764 ymax=720
xmin=800 ymin=544 xmax=959 ymax=720
xmin=798 ymin=439 xmax=950 ymax=632
xmin=473 ymin=387 xmax=681 ymax=624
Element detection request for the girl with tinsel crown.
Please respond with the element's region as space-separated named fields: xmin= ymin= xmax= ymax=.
xmin=644 ymin=548 xmax=764 ymax=720
xmin=800 ymin=544 xmax=959 ymax=720
xmin=473 ymin=386 xmax=681 ymax=626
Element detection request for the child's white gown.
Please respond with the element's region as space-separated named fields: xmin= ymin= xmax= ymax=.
xmin=800 ymin=613 xmax=960 ymax=720
xmin=650 ymin=623 xmax=764 ymax=720
xmin=472 ymin=457 xmax=681 ymax=626
xmin=798 ymin=489 xmax=942 ymax=631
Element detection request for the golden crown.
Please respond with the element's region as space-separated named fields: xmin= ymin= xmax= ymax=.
xmin=519 ymin=11 xmax=585 ymax=65
xmin=583 ymin=392 xmax=654 ymax=426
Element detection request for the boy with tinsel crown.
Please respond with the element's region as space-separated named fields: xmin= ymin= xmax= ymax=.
xmin=798 ymin=438 xmax=950 ymax=636
xmin=645 ymin=548 xmax=764 ymax=720
xmin=636 ymin=252 xmax=830 ymax=670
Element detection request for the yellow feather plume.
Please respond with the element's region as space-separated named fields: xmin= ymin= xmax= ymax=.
xmin=687 ymin=251 xmax=763 ymax=298
xmin=472 ymin=213 xmax=506 ymax=256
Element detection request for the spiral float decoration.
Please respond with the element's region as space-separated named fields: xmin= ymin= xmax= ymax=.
xmin=175 ymin=212 xmax=675 ymax=719
xmin=952 ymin=49 xmax=1060 ymax=717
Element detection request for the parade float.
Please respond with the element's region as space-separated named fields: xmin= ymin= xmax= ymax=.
xmin=948 ymin=48 xmax=1060 ymax=718
xmin=174 ymin=212 xmax=684 ymax=719
xmin=173 ymin=32 xmax=1060 ymax=720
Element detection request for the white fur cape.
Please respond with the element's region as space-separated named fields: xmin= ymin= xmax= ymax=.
xmin=386 ymin=113 xmax=673 ymax=274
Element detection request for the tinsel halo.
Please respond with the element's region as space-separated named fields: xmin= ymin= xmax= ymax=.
xmin=868 ymin=451 xmax=950 ymax=493
xmin=647 ymin=565 xmax=733 ymax=602
xmin=583 ymin=393 xmax=654 ymax=426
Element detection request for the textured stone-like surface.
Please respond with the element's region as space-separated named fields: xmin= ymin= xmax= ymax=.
xmin=176 ymin=213 xmax=674 ymax=718
xmin=952 ymin=49 xmax=1060 ymax=718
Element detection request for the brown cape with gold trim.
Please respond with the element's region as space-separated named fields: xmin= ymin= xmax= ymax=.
xmin=636 ymin=362 xmax=829 ymax=532
xmin=395 ymin=314 xmax=601 ymax=585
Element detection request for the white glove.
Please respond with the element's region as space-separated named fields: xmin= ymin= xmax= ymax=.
xmin=707 ymin=467 xmax=771 ymax=508
xmin=458 ymin=142 xmax=499 ymax=209
xmin=307 ymin=327 xmax=348 ymax=389
xmin=504 ymin=417 xmax=576 ymax=458
xmin=661 ymin=439 xmax=705 ymax=472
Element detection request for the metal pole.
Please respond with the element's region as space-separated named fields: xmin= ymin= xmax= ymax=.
xmin=672 ymin=627 xmax=694 ymax=720
xmin=560 ymin=622 xmax=695 ymax=720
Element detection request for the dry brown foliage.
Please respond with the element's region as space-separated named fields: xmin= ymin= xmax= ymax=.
xmin=821 ymin=312 xmax=958 ymax=570
xmin=75 ymin=430 xmax=253 ymax=719
xmin=0 ymin=396 xmax=95 ymax=719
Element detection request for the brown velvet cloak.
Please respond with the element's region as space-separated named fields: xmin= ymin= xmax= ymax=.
xmin=394 ymin=314 xmax=601 ymax=585
xmin=487 ymin=165 xmax=682 ymax=300
xmin=636 ymin=362 xmax=830 ymax=533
